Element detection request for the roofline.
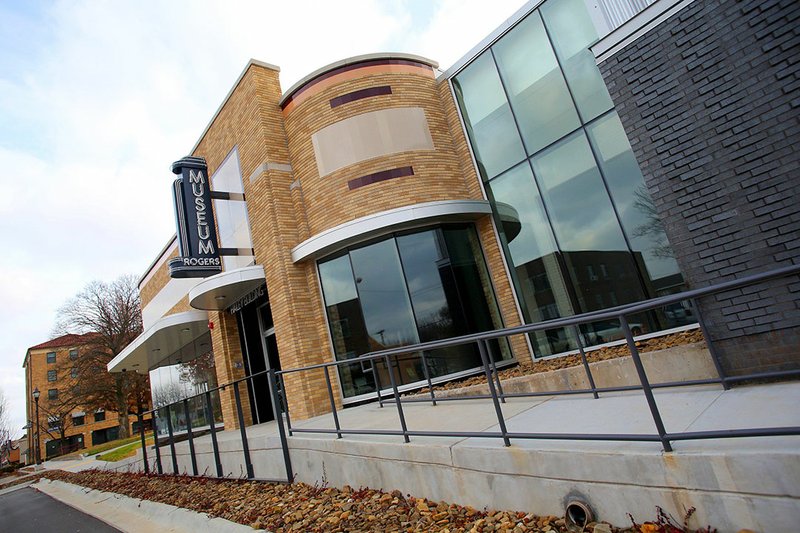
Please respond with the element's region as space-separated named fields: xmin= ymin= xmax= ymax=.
xmin=138 ymin=234 xmax=178 ymax=288
xmin=278 ymin=53 xmax=439 ymax=107
xmin=188 ymin=58 xmax=280 ymax=156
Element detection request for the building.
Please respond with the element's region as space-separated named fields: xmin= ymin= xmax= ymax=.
xmin=23 ymin=334 xmax=140 ymax=460
xmin=108 ymin=0 xmax=798 ymax=435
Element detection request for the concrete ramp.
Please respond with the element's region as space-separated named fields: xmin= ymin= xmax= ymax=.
xmin=149 ymin=382 xmax=800 ymax=532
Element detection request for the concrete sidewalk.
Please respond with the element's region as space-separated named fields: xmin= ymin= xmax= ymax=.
xmin=148 ymin=381 xmax=799 ymax=532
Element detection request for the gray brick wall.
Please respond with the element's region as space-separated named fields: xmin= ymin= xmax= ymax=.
xmin=599 ymin=0 xmax=800 ymax=374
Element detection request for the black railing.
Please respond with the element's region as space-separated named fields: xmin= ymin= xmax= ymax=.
xmin=138 ymin=264 xmax=800 ymax=482
xmin=137 ymin=367 xmax=294 ymax=483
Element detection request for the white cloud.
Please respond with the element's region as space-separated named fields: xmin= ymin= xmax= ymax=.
xmin=0 ymin=0 xmax=528 ymax=437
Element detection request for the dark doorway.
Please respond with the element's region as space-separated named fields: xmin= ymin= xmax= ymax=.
xmin=236 ymin=287 xmax=280 ymax=425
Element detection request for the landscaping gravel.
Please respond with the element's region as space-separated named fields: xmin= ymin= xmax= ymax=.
xmin=41 ymin=469 xmax=717 ymax=532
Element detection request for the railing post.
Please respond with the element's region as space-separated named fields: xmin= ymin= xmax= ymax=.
xmin=164 ymin=404 xmax=179 ymax=474
xmin=269 ymin=369 xmax=294 ymax=483
xmin=204 ymin=391 xmax=223 ymax=478
xmin=323 ymin=367 xmax=342 ymax=438
xmin=384 ymin=355 xmax=410 ymax=443
xmin=690 ymin=298 xmax=730 ymax=390
xmin=573 ymin=325 xmax=599 ymax=399
xmin=372 ymin=360 xmax=384 ymax=408
xmin=486 ymin=340 xmax=506 ymax=404
xmin=420 ymin=351 xmax=437 ymax=406
xmin=620 ymin=315 xmax=673 ymax=452
xmin=278 ymin=374 xmax=293 ymax=436
xmin=138 ymin=411 xmax=149 ymax=474
xmin=182 ymin=399 xmax=198 ymax=476
xmin=233 ymin=381 xmax=255 ymax=479
xmin=478 ymin=340 xmax=511 ymax=446
xmin=152 ymin=409 xmax=163 ymax=474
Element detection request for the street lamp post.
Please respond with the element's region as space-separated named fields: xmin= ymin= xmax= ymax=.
xmin=32 ymin=387 xmax=41 ymax=465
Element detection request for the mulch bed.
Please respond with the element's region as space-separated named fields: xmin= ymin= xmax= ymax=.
xmin=41 ymin=469 xmax=715 ymax=532
xmin=419 ymin=329 xmax=705 ymax=394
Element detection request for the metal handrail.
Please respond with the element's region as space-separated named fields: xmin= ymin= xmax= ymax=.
xmin=137 ymin=263 xmax=800 ymax=481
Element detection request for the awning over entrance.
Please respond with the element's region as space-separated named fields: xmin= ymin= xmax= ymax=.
xmin=107 ymin=310 xmax=209 ymax=373
xmin=188 ymin=265 xmax=266 ymax=311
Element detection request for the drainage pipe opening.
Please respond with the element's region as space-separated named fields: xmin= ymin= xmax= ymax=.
xmin=565 ymin=500 xmax=594 ymax=531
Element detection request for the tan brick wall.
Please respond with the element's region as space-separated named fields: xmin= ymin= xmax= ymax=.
xmin=283 ymin=67 xmax=479 ymax=238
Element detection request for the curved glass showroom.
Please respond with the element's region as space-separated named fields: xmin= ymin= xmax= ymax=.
xmin=108 ymin=0 xmax=704 ymax=425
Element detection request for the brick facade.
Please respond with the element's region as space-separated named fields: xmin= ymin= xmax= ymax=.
xmin=598 ymin=0 xmax=800 ymax=374
xmin=24 ymin=336 xmax=132 ymax=461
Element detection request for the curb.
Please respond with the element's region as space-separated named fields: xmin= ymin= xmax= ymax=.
xmin=34 ymin=478 xmax=266 ymax=533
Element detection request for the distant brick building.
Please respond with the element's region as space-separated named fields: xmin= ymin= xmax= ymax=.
xmin=23 ymin=334 xmax=134 ymax=461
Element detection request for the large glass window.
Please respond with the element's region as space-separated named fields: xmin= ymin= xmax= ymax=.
xmin=452 ymin=0 xmax=688 ymax=355
xmin=319 ymin=225 xmax=509 ymax=399
xmin=493 ymin=11 xmax=581 ymax=155
xmin=453 ymin=52 xmax=526 ymax=180
xmin=541 ymin=0 xmax=614 ymax=122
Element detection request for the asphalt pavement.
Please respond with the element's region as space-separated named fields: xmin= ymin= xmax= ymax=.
xmin=0 ymin=485 xmax=120 ymax=532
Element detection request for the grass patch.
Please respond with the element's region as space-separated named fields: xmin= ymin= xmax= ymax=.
xmin=97 ymin=436 xmax=154 ymax=462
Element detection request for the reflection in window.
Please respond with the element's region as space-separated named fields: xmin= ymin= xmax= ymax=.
xmin=47 ymin=352 xmax=56 ymax=364
xmin=47 ymin=369 xmax=57 ymax=382
xmin=148 ymin=333 xmax=222 ymax=436
xmin=492 ymin=11 xmax=581 ymax=155
xmin=487 ymin=163 xmax=575 ymax=355
xmin=586 ymin=113 xmax=683 ymax=288
xmin=453 ymin=52 xmax=526 ymax=180
xmin=541 ymin=0 xmax=614 ymax=122
xmin=532 ymin=131 xmax=646 ymax=313
xmin=319 ymin=225 xmax=509 ymax=399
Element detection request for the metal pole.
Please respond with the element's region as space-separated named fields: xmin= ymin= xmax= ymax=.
xmin=233 ymin=381 xmax=255 ymax=479
xmin=573 ymin=325 xmax=599 ymax=399
xmin=152 ymin=410 xmax=163 ymax=474
xmin=373 ymin=360 xmax=384 ymax=408
xmin=620 ymin=315 xmax=673 ymax=452
xmin=34 ymin=397 xmax=40 ymax=465
xmin=278 ymin=374 xmax=293 ymax=436
xmin=478 ymin=340 xmax=511 ymax=446
xmin=269 ymin=369 xmax=294 ymax=483
xmin=323 ymin=368 xmax=342 ymax=438
xmin=204 ymin=391 xmax=223 ymax=477
xmin=138 ymin=412 xmax=149 ymax=474
xmin=420 ymin=351 xmax=437 ymax=406
xmin=384 ymin=355 xmax=410 ymax=443
xmin=164 ymin=404 xmax=179 ymax=474
xmin=486 ymin=341 xmax=506 ymax=404
xmin=182 ymin=399 xmax=198 ymax=476
xmin=690 ymin=298 xmax=729 ymax=390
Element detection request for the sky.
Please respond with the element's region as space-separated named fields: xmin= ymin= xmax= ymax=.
xmin=0 ymin=0 xmax=528 ymax=439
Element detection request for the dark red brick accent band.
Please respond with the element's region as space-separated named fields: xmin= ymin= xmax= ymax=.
xmin=330 ymin=86 xmax=392 ymax=108
xmin=281 ymin=59 xmax=430 ymax=109
xmin=348 ymin=166 xmax=414 ymax=190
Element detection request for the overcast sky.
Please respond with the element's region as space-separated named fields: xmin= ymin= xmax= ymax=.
xmin=0 ymin=0 xmax=527 ymax=438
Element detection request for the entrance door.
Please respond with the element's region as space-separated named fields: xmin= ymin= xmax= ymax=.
xmin=236 ymin=292 xmax=280 ymax=425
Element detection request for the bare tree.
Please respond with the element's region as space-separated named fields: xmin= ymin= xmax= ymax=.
xmin=0 ymin=390 xmax=11 ymax=460
xmin=53 ymin=275 xmax=150 ymax=439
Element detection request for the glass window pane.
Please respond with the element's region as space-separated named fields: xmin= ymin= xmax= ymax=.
xmin=318 ymin=254 xmax=375 ymax=398
xmin=541 ymin=0 xmax=614 ymax=122
xmin=487 ymin=163 xmax=576 ymax=356
xmin=453 ymin=52 xmax=526 ymax=180
xmin=531 ymin=131 xmax=647 ymax=314
xmin=493 ymin=11 xmax=581 ymax=155
xmin=586 ymin=112 xmax=683 ymax=290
